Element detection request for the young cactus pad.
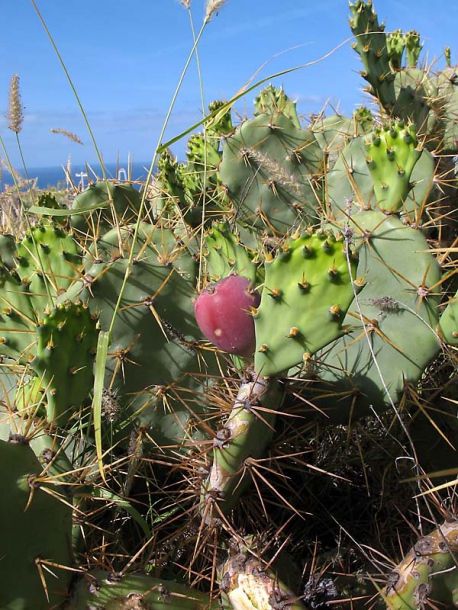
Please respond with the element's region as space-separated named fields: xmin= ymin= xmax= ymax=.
xmin=15 ymin=220 xmax=82 ymax=316
xmin=365 ymin=120 xmax=421 ymax=212
xmin=31 ymin=300 xmax=99 ymax=425
xmin=254 ymin=230 xmax=358 ymax=377
xmin=326 ymin=133 xmax=436 ymax=224
xmin=203 ymin=222 xmax=259 ymax=284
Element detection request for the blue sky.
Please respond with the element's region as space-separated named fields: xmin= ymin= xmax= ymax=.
xmin=1 ymin=0 xmax=457 ymax=169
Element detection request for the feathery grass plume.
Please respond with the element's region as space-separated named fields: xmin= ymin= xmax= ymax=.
xmin=7 ymin=74 xmax=24 ymax=133
xmin=180 ymin=0 xmax=191 ymax=7
xmin=50 ymin=128 xmax=84 ymax=144
xmin=205 ymin=0 xmax=226 ymax=21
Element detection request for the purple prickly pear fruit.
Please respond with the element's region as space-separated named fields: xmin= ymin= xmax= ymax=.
xmin=194 ymin=275 xmax=260 ymax=358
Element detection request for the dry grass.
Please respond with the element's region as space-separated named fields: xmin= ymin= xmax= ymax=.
xmin=0 ymin=181 xmax=74 ymax=236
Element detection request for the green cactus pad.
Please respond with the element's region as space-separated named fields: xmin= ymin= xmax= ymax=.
xmin=254 ymin=230 xmax=357 ymax=377
xmin=310 ymin=113 xmax=358 ymax=163
xmin=0 ymin=404 xmax=76 ymax=488
xmin=152 ymin=149 xmax=188 ymax=220
xmin=67 ymin=570 xmax=221 ymax=610
xmin=383 ymin=519 xmax=458 ymax=609
xmin=313 ymin=210 xmax=442 ymax=417
xmin=15 ymin=220 xmax=82 ymax=313
xmin=438 ymin=288 xmax=458 ymax=345
xmin=31 ymin=300 xmax=98 ymax=425
xmin=393 ymin=69 xmax=438 ymax=138
xmin=365 ymin=120 xmax=421 ymax=212
xmin=349 ymin=0 xmax=396 ymax=109
xmin=435 ymin=65 xmax=458 ymax=154
xmin=204 ymin=222 xmax=259 ymax=284
xmin=0 ymin=263 xmax=37 ymax=362
xmin=404 ymin=30 xmax=423 ymax=68
xmin=61 ymin=223 xmax=218 ymax=450
xmin=326 ymin=133 xmax=435 ymax=223
xmin=220 ymin=112 xmax=322 ymax=234
xmin=253 ymin=84 xmax=301 ymax=129
xmin=0 ymin=438 xmax=73 ymax=610
xmin=326 ymin=135 xmax=375 ymax=219
xmin=206 ymin=99 xmax=234 ymax=140
xmin=0 ymin=232 xmax=19 ymax=272
xmin=0 ymin=222 xmax=83 ymax=365
xmin=386 ymin=29 xmax=406 ymax=71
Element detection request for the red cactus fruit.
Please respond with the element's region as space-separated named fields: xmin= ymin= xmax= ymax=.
xmin=194 ymin=275 xmax=260 ymax=358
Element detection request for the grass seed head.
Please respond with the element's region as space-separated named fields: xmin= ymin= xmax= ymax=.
xmin=205 ymin=0 xmax=226 ymax=21
xmin=7 ymin=74 xmax=24 ymax=134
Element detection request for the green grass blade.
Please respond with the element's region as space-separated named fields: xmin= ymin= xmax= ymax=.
xmin=92 ymin=488 xmax=151 ymax=538
xmin=92 ymin=330 xmax=110 ymax=483
xmin=158 ymin=37 xmax=350 ymax=153
xmin=28 ymin=201 xmax=112 ymax=216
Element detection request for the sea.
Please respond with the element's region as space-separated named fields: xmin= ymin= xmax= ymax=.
xmin=0 ymin=161 xmax=154 ymax=192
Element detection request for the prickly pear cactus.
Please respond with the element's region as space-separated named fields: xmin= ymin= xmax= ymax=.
xmin=365 ymin=120 xmax=421 ymax=213
xmin=0 ymin=438 xmax=73 ymax=610
xmin=312 ymin=210 xmax=443 ymax=418
xmin=203 ymin=221 xmax=260 ymax=284
xmin=66 ymin=570 xmax=221 ymax=610
xmin=30 ymin=300 xmax=98 ymax=425
xmin=1 ymin=6 xmax=458 ymax=609
xmin=61 ymin=222 xmax=218 ymax=450
xmin=383 ymin=519 xmax=458 ymax=609
xmin=219 ymin=109 xmax=323 ymax=234
xmin=254 ymin=229 xmax=358 ymax=377
xmin=349 ymin=0 xmax=396 ymax=110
